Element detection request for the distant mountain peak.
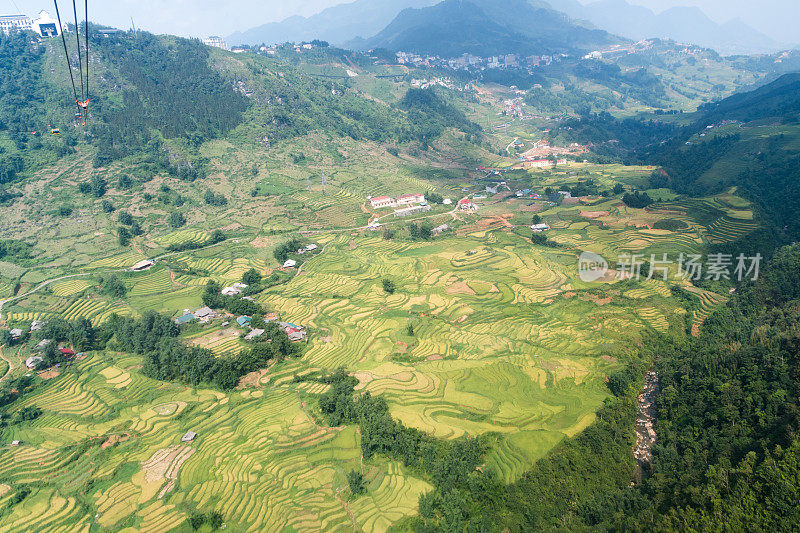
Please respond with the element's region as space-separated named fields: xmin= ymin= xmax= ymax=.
xmin=548 ymin=0 xmax=780 ymax=55
xmin=228 ymin=0 xmax=438 ymax=47
xmin=356 ymin=0 xmax=622 ymax=57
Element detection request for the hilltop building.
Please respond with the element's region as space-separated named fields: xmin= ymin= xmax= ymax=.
xmin=203 ymin=36 xmax=227 ymax=50
xmin=0 ymin=14 xmax=31 ymax=34
xmin=32 ymin=11 xmax=62 ymax=37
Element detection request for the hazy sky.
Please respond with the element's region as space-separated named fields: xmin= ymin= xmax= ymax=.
xmin=13 ymin=0 xmax=800 ymax=43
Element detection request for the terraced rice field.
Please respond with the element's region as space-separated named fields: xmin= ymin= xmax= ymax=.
xmin=0 ymin=353 xmax=430 ymax=532
xmin=0 ymin=188 xmax=737 ymax=530
xmin=256 ymin=231 xmax=684 ymax=481
xmin=156 ymin=229 xmax=212 ymax=247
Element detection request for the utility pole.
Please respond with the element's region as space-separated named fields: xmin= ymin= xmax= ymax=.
xmin=322 ymin=171 xmax=326 ymax=195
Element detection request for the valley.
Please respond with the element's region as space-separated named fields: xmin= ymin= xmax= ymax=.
xmin=0 ymin=4 xmax=798 ymax=532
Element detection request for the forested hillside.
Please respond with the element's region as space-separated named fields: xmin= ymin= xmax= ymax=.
xmin=88 ymin=30 xmax=250 ymax=166
xmin=0 ymin=33 xmax=76 ymax=186
xmin=0 ymin=29 xmax=483 ymax=185
xmin=645 ymin=73 xmax=800 ymax=249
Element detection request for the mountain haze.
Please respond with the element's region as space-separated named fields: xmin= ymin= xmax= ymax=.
xmin=547 ymin=0 xmax=782 ymax=55
xmin=356 ymin=0 xmax=622 ymax=57
xmin=227 ymin=0 xmax=437 ymax=46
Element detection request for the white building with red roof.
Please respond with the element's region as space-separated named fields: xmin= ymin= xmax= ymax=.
xmin=369 ymin=196 xmax=395 ymax=209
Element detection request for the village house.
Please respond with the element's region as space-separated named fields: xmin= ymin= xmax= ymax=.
xmin=370 ymin=193 xmax=426 ymax=209
xmin=175 ymin=312 xmax=196 ymax=325
xmin=9 ymin=328 xmax=23 ymax=339
xmin=287 ymin=328 xmax=307 ymax=342
xmin=221 ymin=286 xmax=242 ymax=296
xmin=131 ymin=259 xmax=155 ymax=272
xmin=30 ymin=320 xmax=44 ymax=332
xmin=26 ymin=356 xmax=43 ymax=369
xmin=395 ymin=193 xmax=425 ymax=206
xmin=369 ymin=196 xmax=395 ymax=209
xmin=531 ymin=223 xmax=550 ymax=233
xmin=181 ymin=431 xmax=197 ymax=442
xmin=459 ymin=198 xmax=477 ymax=211
xmin=244 ymin=329 xmax=265 ymax=341
xmin=279 ymin=322 xmax=307 ymax=342
xmin=283 ymin=259 xmax=297 ymax=269
xmin=237 ymin=316 xmax=252 ymax=327
xmin=36 ymin=339 xmax=51 ymax=350
xmin=194 ymin=307 xmax=215 ymax=320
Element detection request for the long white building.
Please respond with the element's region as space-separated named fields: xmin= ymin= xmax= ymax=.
xmin=203 ymin=36 xmax=227 ymax=50
xmin=0 ymin=14 xmax=32 ymax=34
xmin=0 ymin=11 xmax=63 ymax=37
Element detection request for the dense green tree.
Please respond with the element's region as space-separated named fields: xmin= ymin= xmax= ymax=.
xmin=167 ymin=212 xmax=186 ymax=228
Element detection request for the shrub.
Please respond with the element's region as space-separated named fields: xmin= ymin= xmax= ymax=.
xmin=167 ymin=211 xmax=186 ymax=228
xmin=382 ymin=278 xmax=396 ymax=294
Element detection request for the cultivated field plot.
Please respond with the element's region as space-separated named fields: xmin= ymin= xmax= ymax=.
xmin=256 ymin=230 xmax=686 ymax=482
xmin=0 ymin=352 xmax=431 ymax=532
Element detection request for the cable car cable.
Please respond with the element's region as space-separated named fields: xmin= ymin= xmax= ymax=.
xmin=84 ymin=0 xmax=89 ymax=117
xmin=52 ymin=0 xmax=81 ymax=108
xmin=71 ymin=0 xmax=85 ymax=103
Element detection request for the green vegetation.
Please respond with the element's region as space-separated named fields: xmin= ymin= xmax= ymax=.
xmin=89 ymin=30 xmax=249 ymax=166
xmin=0 ymin=240 xmax=32 ymax=265
xmin=621 ymin=190 xmax=654 ymax=208
xmin=113 ymin=311 xmax=299 ymax=390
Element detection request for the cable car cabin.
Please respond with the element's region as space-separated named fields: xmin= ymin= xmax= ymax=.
xmin=51 ymin=128 xmax=61 ymax=135
xmin=75 ymin=112 xmax=82 ymax=120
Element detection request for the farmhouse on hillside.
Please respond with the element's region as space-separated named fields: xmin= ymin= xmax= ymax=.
xmin=369 ymin=196 xmax=394 ymax=209
xmin=194 ymin=307 xmax=215 ymax=320
xmin=175 ymin=312 xmax=196 ymax=325
xmin=132 ymin=259 xmax=155 ymax=271
xmin=244 ymin=329 xmax=265 ymax=341
xmin=221 ymin=286 xmax=242 ymax=296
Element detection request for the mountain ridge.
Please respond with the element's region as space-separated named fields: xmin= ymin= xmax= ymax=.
xmin=354 ymin=0 xmax=623 ymax=57
xmin=227 ymin=0 xmax=437 ymax=46
xmin=547 ymin=0 xmax=782 ymax=55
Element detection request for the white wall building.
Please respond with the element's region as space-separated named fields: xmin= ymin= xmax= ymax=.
xmin=203 ymin=36 xmax=227 ymax=50
xmin=32 ymin=11 xmax=62 ymax=38
xmin=0 ymin=14 xmax=32 ymax=34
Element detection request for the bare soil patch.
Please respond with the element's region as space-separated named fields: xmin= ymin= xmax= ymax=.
xmin=446 ymin=281 xmax=477 ymax=295
xmin=580 ymin=211 xmax=609 ymax=219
